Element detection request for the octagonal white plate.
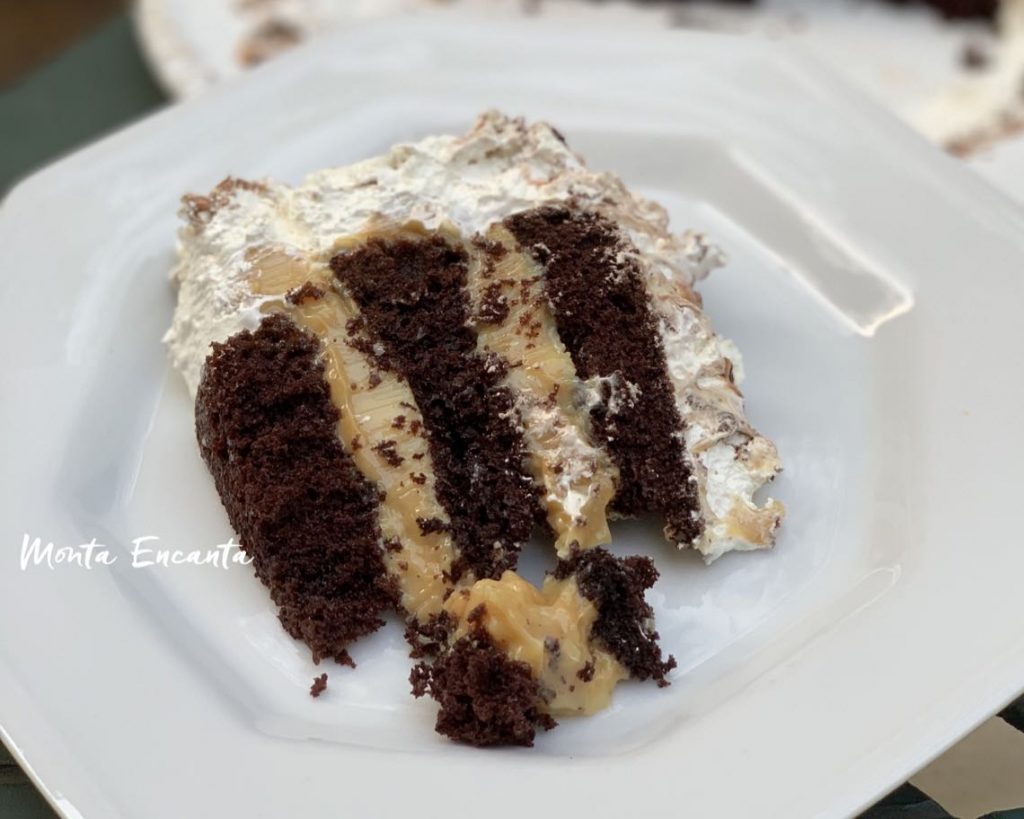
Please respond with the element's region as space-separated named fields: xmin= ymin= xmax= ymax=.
xmin=2 ymin=17 xmax=1024 ymax=819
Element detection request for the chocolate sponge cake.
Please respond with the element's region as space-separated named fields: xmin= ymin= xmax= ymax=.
xmin=166 ymin=112 xmax=784 ymax=745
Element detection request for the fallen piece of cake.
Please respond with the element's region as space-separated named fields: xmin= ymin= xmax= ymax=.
xmin=410 ymin=548 xmax=676 ymax=746
xmin=166 ymin=111 xmax=784 ymax=744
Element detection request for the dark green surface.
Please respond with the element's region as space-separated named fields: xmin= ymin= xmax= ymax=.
xmin=0 ymin=14 xmax=166 ymax=193
xmin=1 ymin=11 xmax=1023 ymax=819
xmin=858 ymin=784 xmax=953 ymax=819
xmin=1002 ymin=699 xmax=1024 ymax=734
xmin=0 ymin=745 xmax=54 ymax=818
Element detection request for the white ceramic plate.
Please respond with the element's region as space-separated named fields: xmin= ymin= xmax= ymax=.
xmin=3 ymin=18 xmax=1024 ymax=819
xmin=972 ymin=134 xmax=1024 ymax=200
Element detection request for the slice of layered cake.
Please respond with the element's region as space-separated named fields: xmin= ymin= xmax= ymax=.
xmin=166 ymin=112 xmax=783 ymax=745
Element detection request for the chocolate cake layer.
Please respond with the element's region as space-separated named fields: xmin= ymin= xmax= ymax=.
xmin=331 ymin=234 xmax=539 ymax=582
xmin=195 ymin=314 xmax=395 ymax=665
xmin=410 ymin=624 xmax=557 ymax=747
xmin=554 ymin=549 xmax=676 ymax=684
xmin=505 ymin=206 xmax=701 ymax=545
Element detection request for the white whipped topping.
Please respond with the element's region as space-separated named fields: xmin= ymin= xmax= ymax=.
xmin=165 ymin=110 xmax=783 ymax=557
xmin=167 ymin=111 xmax=710 ymax=393
xmin=575 ymin=373 xmax=644 ymax=421
xmin=164 ymin=182 xmax=312 ymax=394
xmin=616 ymin=230 xmax=783 ymax=559
xmin=912 ymin=0 xmax=1024 ymax=151
xmin=527 ymin=397 xmax=605 ymax=521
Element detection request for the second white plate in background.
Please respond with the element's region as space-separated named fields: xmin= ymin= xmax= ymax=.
xmin=135 ymin=0 xmax=1024 ymax=152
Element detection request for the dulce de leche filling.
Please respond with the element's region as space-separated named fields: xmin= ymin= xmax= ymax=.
xmin=247 ymin=247 xmax=455 ymax=621
xmin=443 ymin=571 xmax=627 ymax=716
xmin=467 ymin=224 xmax=617 ymax=556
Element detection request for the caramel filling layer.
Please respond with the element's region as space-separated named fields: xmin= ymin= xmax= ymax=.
xmin=466 ymin=224 xmax=617 ymax=556
xmin=247 ymin=248 xmax=455 ymax=620
xmin=444 ymin=571 xmax=627 ymax=716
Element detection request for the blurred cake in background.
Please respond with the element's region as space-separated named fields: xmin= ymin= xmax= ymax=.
xmin=137 ymin=0 xmax=1024 ymax=154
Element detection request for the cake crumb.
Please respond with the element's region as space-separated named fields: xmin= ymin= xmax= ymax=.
xmin=372 ymin=439 xmax=403 ymax=467
xmin=310 ymin=673 xmax=328 ymax=698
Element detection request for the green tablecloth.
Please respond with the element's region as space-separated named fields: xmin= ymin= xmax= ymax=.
xmin=0 ymin=745 xmax=55 ymax=818
xmin=2 ymin=12 xmax=1023 ymax=819
xmin=0 ymin=15 xmax=165 ymax=194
